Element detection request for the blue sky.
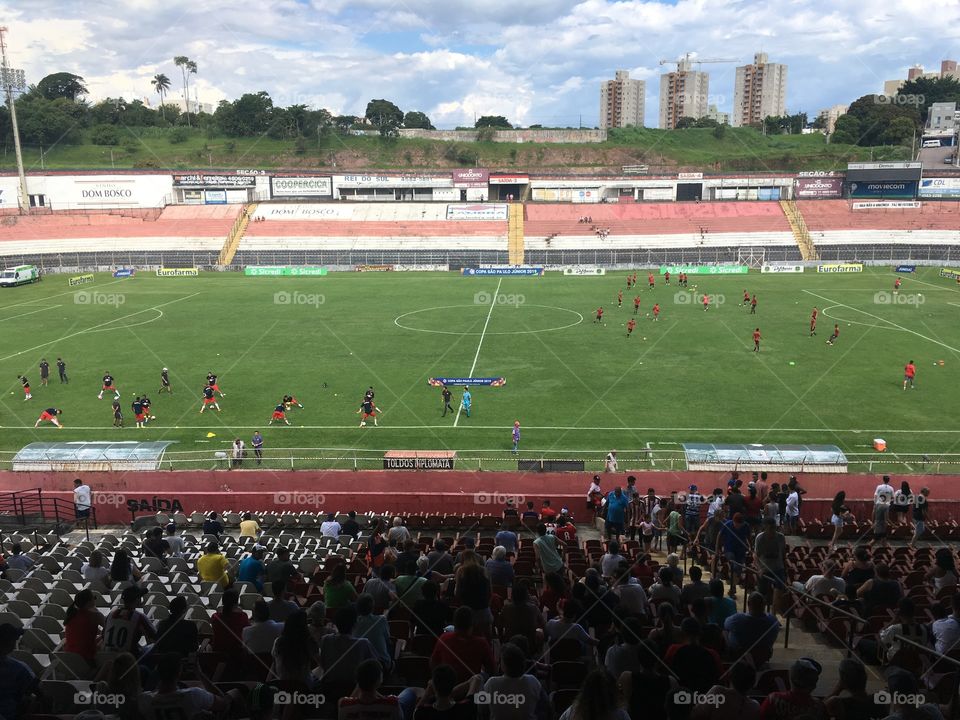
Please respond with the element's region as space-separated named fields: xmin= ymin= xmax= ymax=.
xmin=2 ymin=0 xmax=958 ymax=128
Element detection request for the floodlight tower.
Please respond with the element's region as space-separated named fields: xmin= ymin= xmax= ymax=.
xmin=0 ymin=27 xmax=28 ymax=214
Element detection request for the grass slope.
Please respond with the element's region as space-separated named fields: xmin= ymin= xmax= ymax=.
xmin=0 ymin=268 xmax=956 ymax=472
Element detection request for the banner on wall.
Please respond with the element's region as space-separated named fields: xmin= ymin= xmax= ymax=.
xmin=244 ymin=266 xmax=328 ymax=276
xmin=173 ymin=174 xmax=256 ymax=188
xmin=761 ymin=264 xmax=805 ymax=273
xmin=659 ymin=265 xmax=748 ymax=275
xmin=270 ymin=177 xmax=332 ymax=197
xmin=156 ymin=268 xmax=199 ymax=277
xmin=795 ymin=178 xmax=843 ymax=198
xmin=462 ymin=266 xmax=544 ymax=276
xmin=817 ymin=263 xmax=864 ymax=273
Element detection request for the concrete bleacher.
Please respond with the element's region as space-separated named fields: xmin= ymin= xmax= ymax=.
xmin=798 ymin=200 xmax=960 ymax=232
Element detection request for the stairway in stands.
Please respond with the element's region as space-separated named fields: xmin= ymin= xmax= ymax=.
xmin=780 ymin=199 xmax=819 ymax=260
xmin=508 ymin=203 xmax=525 ymax=265
xmin=218 ymin=203 xmax=256 ymax=265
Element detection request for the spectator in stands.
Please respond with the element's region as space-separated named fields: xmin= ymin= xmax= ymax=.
xmin=211 ymin=588 xmax=250 ymax=655
xmin=238 ymin=546 xmax=267 ymax=593
xmin=799 ymin=559 xmax=846 ymax=599
xmin=691 ymin=662 xmax=759 ymax=720
xmin=396 ymin=557 xmax=429 ymax=607
xmin=268 ymin=580 xmax=300 ymax=622
xmin=141 ymin=526 xmax=169 ymax=567
xmin=266 ymin=546 xmax=299 ymax=587
xmin=138 ymin=653 xmax=231 ymax=719
xmin=540 ymin=499 xmax=557 ymax=521
xmin=0 ymin=622 xmax=36 ymax=720
xmin=680 ymin=565 xmax=711 ymax=608
xmin=758 ymin=657 xmax=826 ymax=720
xmin=601 ymin=540 xmax=627 ymax=579
xmin=412 ymin=581 xmax=450 ymax=637
xmin=426 ymin=539 xmax=454 ymax=576
xmin=485 ymin=545 xmax=515 ymax=588
xmin=647 ymin=603 xmax=683 ymax=655
xmin=454 ymin=551 xmax=492 ymax=635
xmin=545 ymin=599 xmax=598 ymax=654
xmin=104 ymin=586 xmax=156 ymax=655
xmin=882 ymin=667 xmax=944 ymax=720
xmin=533 ymin=523 xmax=564 ymax=577
xmin=499 ymin=580 xmax=543 ymax=650
xmin=81 ymin=549 xmax=111 ymax=588
xmin=339 ymin=658 xmax=402 ymax=720
xmin=932 ymin=592 xmax=960 ymax=655
xmin=648 ymin=567 xmax=681 ymax=608
xmin=387 ymin=516 xmax=411 ymax=544
xmin=109 ymin=547 xmax=142 ymax=589
xmin=928 ymin=547 xmax=958 ymax=592
xmin=242 ymin=600 xmax=283 ymax=655
xmin=829 ymin=491 xmax=851 ymax=551
xmin=555 ymin=514 xmax=577 ymax=545
xmin=707 ymin=579 xmax=737 ymax=626
xmin=341 ymin=510 xmax=362 ymax=539
xmin=784 ymin=479 xmax=803 ymax=534
xmin=276 ymin=610 xmax=322 ymax=691
xmin=413 ymin=664 xmax=480 ymax=719
xmin=494 ymin=519 xmax=519 ymax=554
xmin=307 ymin=601 xmax=335 ymax=643
xmin=367 ymin=520 xmax=388 ymax=574
xmin=202 ymin=511 xmax=223 ymax=537
xmin=4 ymin=543 xmax=32 ymax=572
xmin=717 ymin=512 xmax=751 ymax=598
xmin=824 ymin=658 xmax=885 ymax=720
xmin=502 ymin=498 xmax=519 ymax=519
xmin=614 ymin=563 xmax=648 ymax=618
xmin=880 ymin=598 xmax=931 ymax=671
xmin=165 ymin=523 xmax=184 ymax=557
xmin=874 ymin=475 xmax=895 ymax=504
xmin=538 ymin=572 xmax=567 ymax=620
xmin=911 ymin=487 xmax=931 ymax=546
xmin=154 ymin=596 xmax=199 ymax=659
xmin=665 ymin=618 xmax=721 ymax=693
xmin=454 ymin=536 xmax=476 ymax=565
xmin=873 ymin=492 xmax=891 ymax=548
xmin=94 ymin=652 xmax=141 ymax=720
xmin=320 ymin=512 xmax=342 ymax=538
xmin=430 ymin=606 xmax=495 ymax=683
xmin=754 ymin=517 xmax=787 ymax=610
xmin=857 ymin=563 xmax=903 ymax=616
xmin=197 ymin=541 xmax=231 ymax=588
xmin=397 ymin=539 xmax=420 ymax=570
xmin=621 ymin=640 xmax=673 ymax=720
xmin=605 ymin=486 xmax=629 ymax=540
xmin=665 ymin=553 xmax=684 ymax=585
xmin=324 ymin=564 xmax=359 ymax=610
xmin=841 ymin=546 xmax=875 ymax=600
xmin=604 ymin=616 xmax=646 ymax=677
xmin=521 ymin=501 xmax=538 ymax=520
xmin=239 ymin=512 xmax=261 ymax=539
xmin=363 ymin=564 xmax=397 ymax=613
xmin=64 ymin=589 xmax=104 ymax=665
xmin=723 ymin=592 xmax=780 ymax=667
xmin=354 ymin=594 xmax=393 ymax=673
xmin=481 ymin=642 xmax=550 ymax=720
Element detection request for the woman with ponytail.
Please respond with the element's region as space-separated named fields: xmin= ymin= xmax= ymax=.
xmin=64 ymin=589 xmax=103 ymax=664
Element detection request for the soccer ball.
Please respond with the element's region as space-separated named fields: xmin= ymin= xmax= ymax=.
xmin=150 ymin=415 xmax=156 ymax=420
xmin=360 ymin=421 xmax=366 ymax=427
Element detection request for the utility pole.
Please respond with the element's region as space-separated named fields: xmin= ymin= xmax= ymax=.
xmin=0 ymin=27 xmax=28 ymax=215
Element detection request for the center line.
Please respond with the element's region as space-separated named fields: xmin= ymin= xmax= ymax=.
xmin=455 ymin=277 xmax=502 ymax=427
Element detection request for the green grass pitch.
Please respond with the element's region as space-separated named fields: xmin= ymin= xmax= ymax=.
xmin=0 ymin=267 xmax=957 ymax=470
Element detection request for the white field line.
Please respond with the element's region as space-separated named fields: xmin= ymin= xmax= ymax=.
xmin=0 ymin=305 xmax=61 ymax=323
xmin=454 ymin=277 xmax=502 ymax=427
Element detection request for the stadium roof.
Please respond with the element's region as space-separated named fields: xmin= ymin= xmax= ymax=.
xmin=12 ymin=441 xmax=175 ymax=472
xmin=682 ymin=442 xmax=848 ymax=473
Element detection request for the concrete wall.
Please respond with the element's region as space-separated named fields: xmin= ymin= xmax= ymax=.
xmin=398 ymin=129 xmax=607 ymax=144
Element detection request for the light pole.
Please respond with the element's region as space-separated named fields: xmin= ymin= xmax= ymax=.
xmin=0 ymin=27 xmax=28 ymax=215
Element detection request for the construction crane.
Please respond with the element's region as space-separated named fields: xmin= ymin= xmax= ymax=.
xmin=659 ymin=53 xmax=738 ymax=69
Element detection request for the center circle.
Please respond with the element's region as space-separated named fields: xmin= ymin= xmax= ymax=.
xmin=394 ymin=304 xmax=584 ymax=335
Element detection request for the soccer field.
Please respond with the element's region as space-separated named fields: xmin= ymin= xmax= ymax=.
xmin=0 ymin=267 xmax=958 ymax=471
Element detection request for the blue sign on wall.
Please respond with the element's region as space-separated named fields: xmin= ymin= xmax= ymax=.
xmin=847 ymin=181 xmax=918 ymax=198
xmin=112 ymin=268 xmax=136 ymax=278
xmin=895 ymin=265 xmax=917 ymax=273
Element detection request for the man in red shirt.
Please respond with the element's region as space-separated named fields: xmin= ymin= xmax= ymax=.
xmin=665 ymin=271 xmax=671 ymax=284
xmin=827 ymin=324 xmax=839 ymax=345
xmin=648 ymin=272 xmax=655 ymax=289
xmin=894 ymin=277 xmax=902 ymax=293
xmin=633 ymin=295 xmax=641 ymax=314
xmin=627 ymin=318 xmax=636 ymax=337
xmin=903 ymin=360 xmax=917 ymax=390
xmin=751 ymin=294 xmax=758 ymax=314
xmin=554 ymin=515 xmax=577 ymax=544
xmin=702 ymin=294 xmax=710 ymax=312
xmin=759 ymin=657 xmax=826 ymax=720
xmin=742 ymin=289 xmax=750 ymax=307
xmin=430 ymin=607 xmax=495 ymax=683
xmin=753 ymin=327 xmax=761 ymax=352
xmin=810 ymin=307 xmax=818 ymax=336
xmin=594 ymin=306 xmax=604 ymax=323
xmin=618 ymin=290 xmax=623 ymax=308
xmin=652 ymin=303 xmax=660 ymax=321
xmin=539 ymin=499 xmax=557 ymax=521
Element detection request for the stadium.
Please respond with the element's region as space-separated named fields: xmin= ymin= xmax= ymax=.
xmin=2 ymin=13 xmax=960 ymax=720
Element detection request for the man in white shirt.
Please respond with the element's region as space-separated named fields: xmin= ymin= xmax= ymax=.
xmin=164 ymin=524 xmax=184 ymax=557
xmin=480 ymin=643 xmax=550 ymax=720
xmin=73 ymin=478 xmax=92 ymax=524
xmin=784 ymin=488 xmax=800 ymax=533
xmin=706 ymin=489 xmax=725 ymax=520
xmin=797 ymin=561 xmax=846 ymax=599
xmin=386 ymin=517 xmax=410 ymax=545
xmin=874 ymin=475 xmax=895 ymax=504
xmin=139 ymin=653 xmax=230 ymax=719
xmin=932 ymin=593 xmax=960 ymax=655
xmin=242 ymin=600 xmax=283 ymax=655
xmin=605 ymin=450 xmax=618 ymax=473
xmin=320 ymin=512 xmax=342 ymax=538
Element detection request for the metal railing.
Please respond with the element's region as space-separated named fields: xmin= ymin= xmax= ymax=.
xmin=0 ymin=487 xmax=97 ymax=529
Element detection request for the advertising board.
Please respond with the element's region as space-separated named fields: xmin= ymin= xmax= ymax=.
xmin=795 ymin=178 xmax=843 ymax=198
xmin=446 ymin=204 xmax=508 ymax=220
xmin=270 ymin=176 xmax=333 ymax=197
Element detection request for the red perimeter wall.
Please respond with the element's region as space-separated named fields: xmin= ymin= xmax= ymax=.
xmin=1 ymin=470 xmax=958 ymax=526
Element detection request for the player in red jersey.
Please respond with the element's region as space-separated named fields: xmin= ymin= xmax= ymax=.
xmin=702 ymin=294 xmax=710 ymax=311
xmin=270 ymin=403 xmax=290 ymax=425
xmin=618 ymin=290 xmax=623 ymax=308
xmin=652 ymin=303 xmax=660 ymax=321
xmin=894 ymin=277 xmax=902 ymax=293
xmin=595 ymin=306 xmax=604 ymax=323
xmin=206 ymin=373 xmax=225 ymax=397
xmin=664 ymin=271 xmax=671 ymax=285
xmin=626 ymin=274 xmax=632 ymax=289
xmin=17 ymin=375 xmax=31 ymax=401
xmin=903 ymin=360 xmax=917 ymax=390
xmin=742 ymin=289 xmax=750 ymax=307
xmin=810 ymin=307 xmax=819 ymax=336
xmin=627 ymin=318 xmax=637 ymax=337
xmin=753 ymin=328 xmax=761 ymax=352
xmin=199 ymin=385 xmax=221 ymax=413
xmin=632 ymin=272 xmax=637 ymax=286
xmin=827 ymin=324 xmax=840 ymax=345
xmin=648 ymin=273 xmax=655 ymax=289
xmin=35 ymin=408 xmax=63 ymax=428
xmin=358 ymin=398 xmax=380 ymax=427
xmin=633 ymin=295 xmax=641 ymax=314
xmin=750 ymin=294 xmax=758 ymax=314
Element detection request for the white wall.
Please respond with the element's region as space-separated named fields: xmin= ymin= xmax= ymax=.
xmin=25 ymin=174 xmax=173 ymax=210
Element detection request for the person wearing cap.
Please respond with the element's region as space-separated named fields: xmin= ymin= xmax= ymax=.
xmin=717 ymin=512 xmax=751 ymax=599
xmin=0 ymin=622 xmax=38 ymax=720
xmin=758 ymin=657 xmax=826 ymax=719
xmin=104 ymin=585 xmax=157 ymax=655
xmin=882 ymin=667 xmax=943 ymax=719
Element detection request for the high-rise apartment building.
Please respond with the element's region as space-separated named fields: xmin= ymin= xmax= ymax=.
xmin=659 ymin=60 xmax=709 ymax=129
xmin=732 ymin=52 xmax=788 ymax=127
xmin=599 ymin=70 xmax=645 ymax=129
